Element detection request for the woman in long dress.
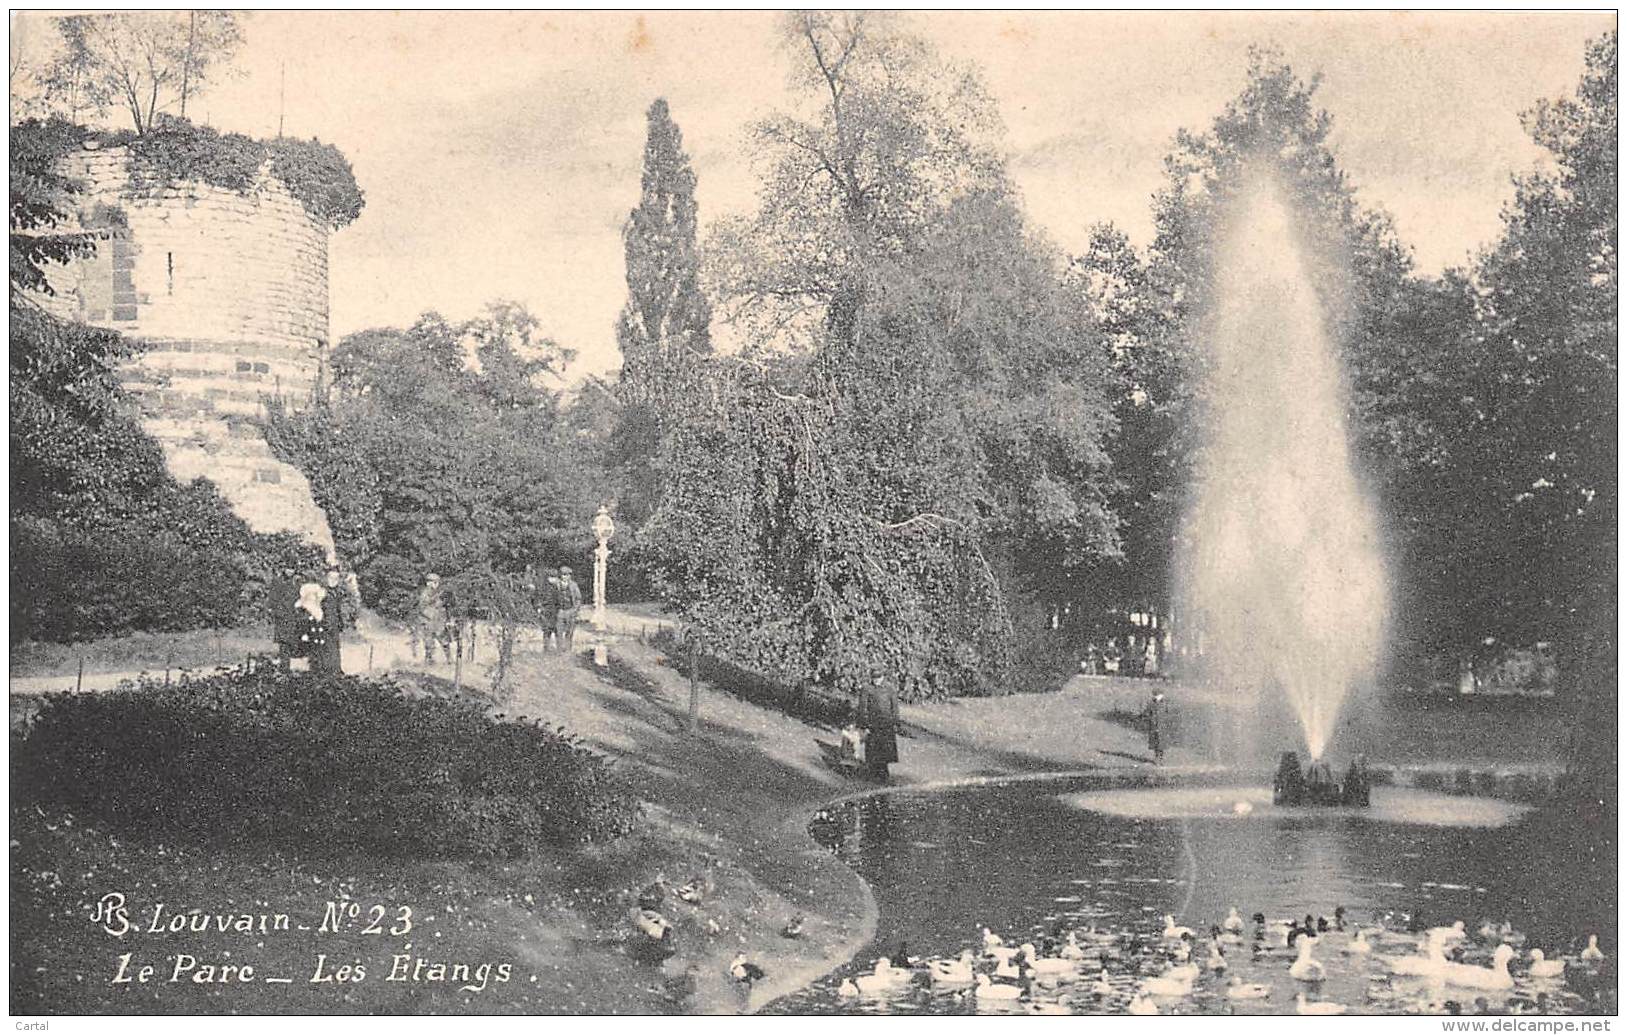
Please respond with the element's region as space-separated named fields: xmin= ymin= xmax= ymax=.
xmin=860 ymin=675 xmax=900 ymax=782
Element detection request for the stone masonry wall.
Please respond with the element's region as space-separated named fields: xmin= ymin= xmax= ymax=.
xmin=38 ymin=141 xmax=337 ymax=556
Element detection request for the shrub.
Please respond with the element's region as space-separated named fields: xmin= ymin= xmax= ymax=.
xmin=12 ymin=668 xmax=640 ymax=855
xmin=1413 ymin=769 xmax=1446 ymax=792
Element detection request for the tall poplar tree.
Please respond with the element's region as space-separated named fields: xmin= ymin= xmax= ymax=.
xmin=613 ymin=98 xmax=712 ymax=530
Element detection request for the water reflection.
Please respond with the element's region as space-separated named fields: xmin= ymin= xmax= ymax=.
xmin=776 ymin=776 xmax=1613 ymax=1016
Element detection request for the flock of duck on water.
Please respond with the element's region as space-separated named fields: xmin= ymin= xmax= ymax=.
xmin=822 ymin=908 xmax=1608 ymax=1015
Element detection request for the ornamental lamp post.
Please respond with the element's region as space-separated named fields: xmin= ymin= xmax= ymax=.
xmin=591 ymin=505 xmax=615 ymax=662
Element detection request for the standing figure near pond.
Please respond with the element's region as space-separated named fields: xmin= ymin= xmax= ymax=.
xmin=1141 ymin=690 xmax=1167 ymax=764
xmin=860 ymin=674 xmax=899 ymax=782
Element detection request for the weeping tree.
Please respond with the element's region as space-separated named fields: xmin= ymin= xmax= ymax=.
xmin=647 ymin=13 xmax=1117 ymax=699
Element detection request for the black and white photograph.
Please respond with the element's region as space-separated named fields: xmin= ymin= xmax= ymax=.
xmin=5 ymin=8 xmax=1619 ymax=1022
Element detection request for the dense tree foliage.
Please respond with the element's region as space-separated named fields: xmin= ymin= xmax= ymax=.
xmin=646 ymin=14 xmax=1119 ymax=698
xmin=266 ymin=304 xmax=598 ymax=619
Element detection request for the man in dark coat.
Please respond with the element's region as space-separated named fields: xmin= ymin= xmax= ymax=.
xmin=313 ymin=565 xmax=349 ymax=674
xmin=1141 ymin=690 xmax=1168 ymax=764
xmin=556 ymin=565 xmax=582 ymax=652
xmin=860 ymin=675 xmax=900 ymax=782
xmin=268 ymin=566 xmax=301 ymax=669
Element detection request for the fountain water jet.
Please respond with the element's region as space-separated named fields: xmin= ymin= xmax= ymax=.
xmin=1178 ymin=170 xmax=1387 ymax=762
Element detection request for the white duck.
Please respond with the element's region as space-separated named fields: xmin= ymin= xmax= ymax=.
xmin=1165 ymin=961 xmax=1201 ymax=984
xmin=1288 ymin=934 xmax=1326 ymax=982
xmin=1223 ymin=907 xmax=1246 ymax=933
xmin=1027 ymin=952 xmax=1078 ymax=979
xmin=1439 ymin=944 xmax=1515 ymax=991
xmin=927 ymin=950 xmax=976 ymax=985
xmin=854 ymin=958 xmax=911 ymax=994
xmin=1428 ymin=920 xmax=1468 ymax=944
xmin=1527 ymin=949 xmax=1566 ymax=980
xmin=973 ymin=973 xmax=1023 ymax=1000
xmin=837 ymin=978 xmax=859 ymax=997
xmin=1090 ymin=975 xmax=1114 ymax=998
xmin=1385 ymin=934 xmax=1450 ymax=977
xmin=1225 ymin=977 xmax=1271 ymax=1001
xmin=1060 ymin=933 xmax=1087 ymax=960
xmin=1162 ymin=915 xmax=1194 ymax=939
xmin=981 ymin=927 xmax=1005 ymax=952
xmin=1126 ymin=992 xmax=1159 ymax=1015
xmin=1342 ymin=928 xmax=1374 ymax=955
xmin=1296 ymin=992 xmax=1347 ymax=1015
xmin=1581 ymin=935 xmax=1606 ymax=961
xmin=1141 ymin=971 xmax=1195 ymax=997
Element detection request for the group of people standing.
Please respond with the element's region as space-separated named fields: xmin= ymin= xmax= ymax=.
xmin=269 ymin=563 xmax=354 ymax=673
xmin=528 ymin=565 xmax=584 ymax=653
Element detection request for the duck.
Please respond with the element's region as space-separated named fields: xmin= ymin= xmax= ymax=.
xmin=1333 ymin=906 xmax=1348 ymax=932
xmin=634 ymin=908 xmax=670 ymax=940
xmin=837 ymin=978 xmax=859 ymax=997
xmin=1223 ymin=907 xmax=1246 ymax=933
xmin=981 ymin=927 xmax=1005 ymax=952
xmin=1162 ymin=914 xmax=1194 ymax=939
xmin=1580 ymin=935 xmax=1606 ymax=961
xmin=1342 ymin=928 xmax=1374 ymax=955
xmin=854 ymin=958 xmax=910 ymax=994
xmin=676 ymin=875 xmax=707 ymax=904
xmin=973 ymin=973 xmax=1023 ymax=1000
xmin=1141 ymin=971 xmax=1195 ymax=997
xmin=1206 ymin=941 xmax=1228 ymax=972
xmin=781 ymin=914 xmax=805 ymax=939
xmin=927 ymin=951 xmax=976 ymax=985
xmin=1166 ymin=961 xmax=1201 ymax=984
xmin=1428 ymin=920 xmax=1468 ymax=944
xmin=1026 ymin=998 xmax=1070 ymax=1015
xmin=1060 ymin=933 xmax=1087 ymax=960
xmin=1090 ymin=975 xmax=1114 ymax=998
xmin=1126 ymin=992 xmax=1159 ymax=1015
xmin=729 ymin=952 xmax=766 ymax=987
xmin=1439 ymin=944 xmax=1515 ymax=991
xmin=1028 ymin=953 xmax=1078 ymax=978
xmin=1386 ymin=934 xmax=1450 ymax=977
xmin=1289 ymin=935 xmax=1326 ymax=982
xmin=1225 ymin=977 xmax=1271 ymax=1000
xmin=1296 ymin=992 xmax=1347 ymax=1015
xmin=1528 ymin=949 xmax=1566 ymax=980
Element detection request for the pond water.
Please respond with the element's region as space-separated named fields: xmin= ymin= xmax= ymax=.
xmin=766 ymin=774 xmax=1615 ymax=1016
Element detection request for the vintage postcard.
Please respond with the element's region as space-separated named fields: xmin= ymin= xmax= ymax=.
xmin=6 ymin=9 xmax=1618 ymax=1024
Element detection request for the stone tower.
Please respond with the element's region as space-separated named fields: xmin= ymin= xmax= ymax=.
xmin=38 ymin=139 xmax=338 ymax=557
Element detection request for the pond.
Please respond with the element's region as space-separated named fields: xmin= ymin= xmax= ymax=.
xmin=765 ymin=774 xmax=1615 ymax=1016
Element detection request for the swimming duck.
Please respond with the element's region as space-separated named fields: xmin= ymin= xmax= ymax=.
xmin=1223 ymin=907 xmax=1246 ymax=933
xmin=981 ymin=927 xmax=1005 ymax=952
xmin=781 ymin=914 xmax=805 ymax=939
xmin=1478 ymin=919 xmax=1501 ymax=942
xmin=1439 ymin=944 xmax=1515 ymax=991
xmin=1580 ymin=935 xmax=1606 ymax=961
xmin=634 ymin=909 xmax=670 ymax=940
xmin=1126 ymin=992 xmax=1159 ymax=1015
xmin=1296 ymin=992 xmax=1347 ymax=1015
xmin=1091 ymin=975 xmax=1114 ymax=998
xmin=1206 ymin=941 xmax=1228 ymax=972
xmin=730 ymin=952 xmax=766 ymax=987
xmin=1141 ymin=971 xmax=1195 ymax=997
xmin=1342 ymin=929 xmax=1374 ymax=955
xmin=854 ymin=958 xmax=911 ymax=994
xmin=1528 ymin=949 xmax=1566 ymax=980
xmin=1028 ymin=953 xmax=1078 ymax=978
xmin=1060 ymin=933 xmax=1087 ymax=960
xmin=1289 ymin=935 xmax=1326 ymax=982
xmin=1162 ymin=915 xmax=1194 ymax=939
xmin=973 ymin=973 xmax=1023 ymax=1000
xmin=837 ymin=978 xmax=859 ymax=997
xmin=927 ymin=951 xmax=976 ymax=985
xmin=1386 ymin=934 xmax=1450 ymax=977
xmin=1225 ymin=977 xmax=1271 ymax=1001
xmin=1026 ymin=998 xmax=1070 ymax=1015
xmin=1428 ymin=920 xmax=1468 ymax=944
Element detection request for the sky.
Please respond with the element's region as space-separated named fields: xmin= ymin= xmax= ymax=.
xmin=10 ymin=11 xmax=1615 ymax=378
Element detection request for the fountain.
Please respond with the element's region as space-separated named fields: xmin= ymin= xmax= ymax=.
xmin=1177 ymin=168 xmax=1388 ymax=766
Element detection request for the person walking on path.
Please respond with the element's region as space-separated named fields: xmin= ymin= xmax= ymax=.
xmin=1141 ymin=689 xmax=1167 ymax=764
xmin=536 ymin=569 xmax=561 ymax=652
xmin=859 ymin=674 xmax=900 ymax=782
xmin=313 ymin=564 xmax=350 ymax=674
xmin=411 ymin=573 xmax=449 ymax=664
xmin=556 ymin=565 xmax=583 ymax=653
